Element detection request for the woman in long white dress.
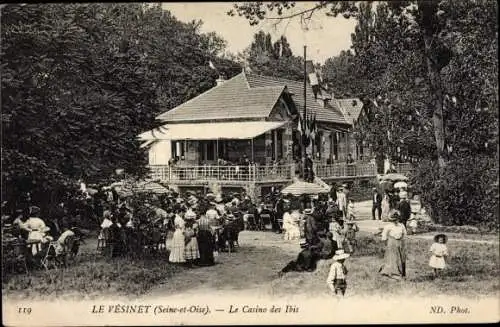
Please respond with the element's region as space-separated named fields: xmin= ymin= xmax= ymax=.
xmin=381 ymin=191 xmax=391 ymax=221
xmin=283 ymin=209 xmax=301 ymax=241
xmin=168 ymin=213 xmax=186 ymax=263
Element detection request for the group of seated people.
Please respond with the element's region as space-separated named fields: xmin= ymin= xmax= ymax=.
xmin=3 ymin=205 xmax=81 ymax=268
xmin=278 ymin=199 xmax=359 ymax=276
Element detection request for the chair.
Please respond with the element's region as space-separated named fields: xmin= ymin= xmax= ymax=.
xmin=259 ymin=213 xmax=272 ymax=231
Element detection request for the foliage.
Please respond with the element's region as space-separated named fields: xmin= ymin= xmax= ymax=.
xmin=412 ymin=156 xmax=499 ymax=230
xmin=1 ymin=4 xmax=238 ymax=211
xmin=236 ymin=31 xmax=304 ymax=81
xmin=227 ymin=0 xmax=499 ymax=229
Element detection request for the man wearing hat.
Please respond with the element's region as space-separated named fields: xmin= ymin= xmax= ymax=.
xmin=372 ymin=187 xmax=383 ymax=220
xmin=327 ymin=249 xmax=350 ymax=296
xmin=397 ymin=192 xmax=411 ymax=226
xmin=304 ymin=208 xmax=319 ymax=246
xmin=336 ymin=186 xmax=347 ymax=219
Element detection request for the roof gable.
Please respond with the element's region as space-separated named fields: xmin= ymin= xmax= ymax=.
xmin=245 ymin=73 xmax=348 ymax=125
xmin=336 ymin=98 xmax=364 ymax=124
xmin=156 ymin=73 xmax=284 ymax=122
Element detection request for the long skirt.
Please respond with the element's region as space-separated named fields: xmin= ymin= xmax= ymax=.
xmin=379 ymin=236 xmax=406 ymax=278
xmin=197 ymin=230 xmax=215 ymax=266
xmin=169 ymin=229 xmax=186 ymax=263
xmin=184 ymin=237 xmax=200 ymax=261
xmin=281 ymin=248 xmax=318 ymax=273
xmin=381 ymin=199 xmax=391 ymax=220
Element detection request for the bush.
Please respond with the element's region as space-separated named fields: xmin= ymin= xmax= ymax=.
xmin=412 ymin=156 xmax=499 ymax=231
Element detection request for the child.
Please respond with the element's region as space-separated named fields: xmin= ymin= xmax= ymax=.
xmin=327 ymin=249 xmax=350 ymax=296
xmin=347 ymin=200 xmax=356 ymax=220
xmin=429 ymin=234 xmax=449 ymax=277
xmin=343 ymin=220 xmax=359 ymax=254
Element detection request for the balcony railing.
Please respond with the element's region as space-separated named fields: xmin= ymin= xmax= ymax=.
xmin=149 ymin=162 xmax=377 ymax=183
xmin=393 ymin=163 xmax=415 ymax=175
xmin=315 ymin=162 xmax=378 ymax=178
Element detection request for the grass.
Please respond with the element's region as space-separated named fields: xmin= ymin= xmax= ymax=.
xmin=2 ymin=248 xmax=186 ymax=301
xmin=2 ymin=232 xmax=498 ymax=300
xmin=269 ymin=234 xmax=499 ymax=299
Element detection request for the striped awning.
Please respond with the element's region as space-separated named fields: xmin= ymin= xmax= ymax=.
xmin=138 ymin=121 xmax=287 ymax=141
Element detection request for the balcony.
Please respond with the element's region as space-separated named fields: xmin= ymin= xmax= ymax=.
xmin=149 ymin=162 xmax=378 ymax=184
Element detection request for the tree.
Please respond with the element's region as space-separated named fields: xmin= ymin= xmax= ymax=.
xmin=241 ymin=32 xmax=304 ymax=80
xmin=1 ymin=4 xmax=236 ymax=213
xmin=228 ymin=1 xmax=499 ymax=228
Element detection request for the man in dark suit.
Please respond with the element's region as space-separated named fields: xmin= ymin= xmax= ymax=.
xmin=398 ymin=193 xmax=411 ymax=226
xmin=372 ymin=187 xmax=383 ymax=220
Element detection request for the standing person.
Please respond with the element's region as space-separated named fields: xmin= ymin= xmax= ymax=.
xmin=303 ymin=208 xmax=318 ymax=246
xmin=336 ymin=186 xmax=347 ymax=219
xmin=372 ymin=187 xmax=383 ymax=220
xmin=329 ymin=182 xmax=338 ymax=204
xmin=343 ymin=219 xmax=359 ymax=254
xmin=274 ymin=196 xmax=285 ymax=233
xmin=429 ymin=234 xmax=449 ymax=277
xmin=329 ymin=215 xmax=345 ymax=249
xmin=196 ymin=214 xmax=215 ymax=266
xmin=305 ymin=154 xmax=314 ymax=182
xmin=381 ymin=191 xmax=391 ymax=221
xmin=183 ymin=211 xmax=200 ymax=267
xmin=379 ymin=211 xmax=407 ymax=280
xmin=327 ymin=249 xmax=350 ymax=297
xmin=168 ymin=213 xmax=186 ymax=264
xmin=397 ymin=192 xmax=411 ymax=227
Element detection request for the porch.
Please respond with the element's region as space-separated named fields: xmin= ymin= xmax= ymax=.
xmin=149 ymin=162 xmax=378 ymax=184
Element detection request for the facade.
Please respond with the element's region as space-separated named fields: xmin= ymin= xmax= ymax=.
xmin=139 ymin=71 xmax=376 ymax=199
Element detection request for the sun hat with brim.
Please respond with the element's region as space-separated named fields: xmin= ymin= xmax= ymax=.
xmin=332 ymin=249 xmax=350 ymax=260
xmin=388 ymin=210 xmax=401 ymax=221
xmin=303 ymin=208 xmax=313 ymax=214
xmin=434 ymin=234 xmax=448 ymax=243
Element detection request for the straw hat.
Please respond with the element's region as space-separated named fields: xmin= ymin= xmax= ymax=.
xmin=304 ymin=208 xmax=313 ymax=215
xmin=388 ymin=210 xmax=401 ymax=221
xmin=332 ymin=249 xmax=350 ymax=261
xmin=434 ymin=233 xmax=448 ymax=243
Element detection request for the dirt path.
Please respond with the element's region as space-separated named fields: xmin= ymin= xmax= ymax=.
xmin=145 ymin=231 xmax=299 ymax=299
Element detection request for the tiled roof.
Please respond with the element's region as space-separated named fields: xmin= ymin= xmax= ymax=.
xmin=335 ymin=98 xmax=364 ymax=124
xmin=156 ymin=71 xmax=350 ymax=126
xmin=157 ymin=73 xmax=284 ymax=122
xmin=245 ymin=73 xmax=348 ymax=125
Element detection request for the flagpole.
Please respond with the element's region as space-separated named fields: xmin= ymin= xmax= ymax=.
xmin=302 ymin=45 xmax=307 ymax=179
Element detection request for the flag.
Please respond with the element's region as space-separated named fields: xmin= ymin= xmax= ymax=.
xmin=297 ymin=116 xmax=302 ymax=135
xmin=310 ymin=113 xmax=317 ymax=140
xmin=209 ymin=60 xmax=217 ymax=70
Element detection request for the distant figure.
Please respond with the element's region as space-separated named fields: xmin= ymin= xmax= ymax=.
xmin=336 ymin=186 xmax=347 ymax=219
xmin=397 ymin=192 xmax=411 ymax=226
xmin=372 ymin=187 xmax=382 ymax=220
xmin=305 ymin=154 xmax=314 ymax=182
xmin=379 ymin=211 xmax=407 ymax=280
xmin=346 ymin=153 xmax=354 ymax=164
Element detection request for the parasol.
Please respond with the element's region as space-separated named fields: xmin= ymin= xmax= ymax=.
xmin=380 ymin=173 xmax=408 ymax=182
xmin=86 ymin=188 xmax=98 ymax=195
xmin=394 ymin=181 xmax=408 ymax=189
xmin=133 ymin=181 xmax=169 ymax=194
xmin=281 ymin=181 xmax=330 ymax=196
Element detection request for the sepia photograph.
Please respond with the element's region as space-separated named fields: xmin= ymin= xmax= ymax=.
xmin=1 ymin=1 xmax=498 ymax=325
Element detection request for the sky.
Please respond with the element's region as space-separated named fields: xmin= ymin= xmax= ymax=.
xmin=162 ymin=2 xmax=357 ymax=64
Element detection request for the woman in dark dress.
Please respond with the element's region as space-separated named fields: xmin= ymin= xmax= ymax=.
xmin=196 ymin=214 xmax=215 ymax=266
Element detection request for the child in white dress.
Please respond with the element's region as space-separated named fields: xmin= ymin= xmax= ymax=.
xmin=429 ymin=234 xmax=449 ymax=277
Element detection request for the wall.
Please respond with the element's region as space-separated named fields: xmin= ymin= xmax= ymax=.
xmin=148 ymin=140 xmax=172 ymax=165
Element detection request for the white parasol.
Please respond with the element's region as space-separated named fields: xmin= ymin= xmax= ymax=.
xmin=281 ymin=181 xmax=330 ymax=196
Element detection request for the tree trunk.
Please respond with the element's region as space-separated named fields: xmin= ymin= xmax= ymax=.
xmin=424 ymin=37 xmax=447 ymax=170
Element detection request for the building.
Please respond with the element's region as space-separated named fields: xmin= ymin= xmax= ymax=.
xmin=138 ymin=70 xmax=376 ymax=199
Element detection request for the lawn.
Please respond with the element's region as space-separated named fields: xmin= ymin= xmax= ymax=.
xmin=270 ymin=233 xmax=499 ymax=299
xmin=2 ymin=232 xmax=498 ymax=300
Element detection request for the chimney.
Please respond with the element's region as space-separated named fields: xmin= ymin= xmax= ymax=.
xmin=216 ymin=74 xmax=226 ymax=86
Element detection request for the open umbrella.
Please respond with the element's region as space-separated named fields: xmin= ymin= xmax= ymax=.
xmin=394 ymin=181 xmax=408 ymax=189
xmin=380 ymin=173 xmax=408 ymax=182
xmin=281 ymin=181 xmax=330 ymax=196
xmin=133 ymin=181 xmax=169 ymax=194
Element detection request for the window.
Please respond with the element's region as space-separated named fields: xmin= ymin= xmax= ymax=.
xmin=171 ymin=141 xmax=185 ymax=160
xmin=332 ymin=133 xmax=338 ymax=160
xmin=206 ymin=141 xmax=215 ymax=161
xmin=277 ymin=129 xmax=283 ymax=159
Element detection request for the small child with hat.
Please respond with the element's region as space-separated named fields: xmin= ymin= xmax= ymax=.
xmin=343 ymin=219 xmax=359 ymax=254
xmin=327 ymin=249 xmax=350 ymax=296
xmin=429 ymin=233 xmax=449 ymax=277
